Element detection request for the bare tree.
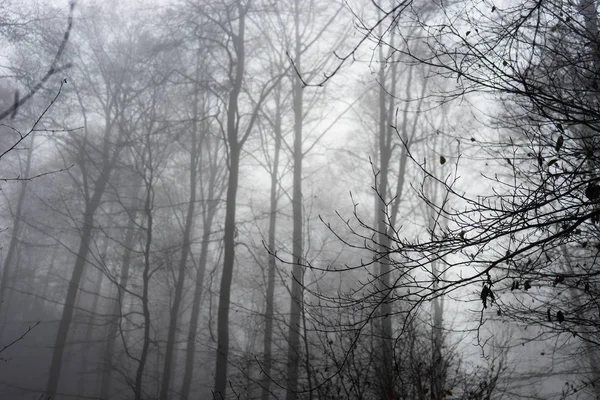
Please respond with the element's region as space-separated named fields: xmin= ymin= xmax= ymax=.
xmin=44 ymin=5 xmax=163 ymax=396
xmin=314 ymin=0 xmax=600 ymax=396
xmin=0 ymin=0 xmax=75 ymax=320
xmin=209 ymin=0 xmax=285 ymax=396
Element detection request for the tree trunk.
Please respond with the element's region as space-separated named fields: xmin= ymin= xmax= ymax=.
xmin=134 ymin=180 xmax=154 ymax=400
xmin=214 ymin=4 xmax=246 ymax=397
xmin=375 ymin=34 xmax=398 ymax=399
xmin=99 ymin=181 xmax=142 ymax=400
xmin=159 ymin=100 xmax=199 ymax=400
xmin=45 ymin=166 xmax=112 ymax=397
xmin=180 ymin=203 xmax=217 ymax=400
xmin=77 ymin=267 xmax=104 ymax=397
xmin=0 ymin=132 xmax=34 ymax=341
xmin=214 ymin=144 xmax=240 ymax=398
xmin=430 ymin=261 xmax=444 ymax=400
xmin=286 ymin=5 xmax=304 ymax=398
xmin=261 ymin=87 xmax=282 ymax=400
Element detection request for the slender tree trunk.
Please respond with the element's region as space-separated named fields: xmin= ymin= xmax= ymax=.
xmin=375 ymin=37 xmax=397 ymax=399
xmin=376 ymin=98 xmax=393 ymax=400
xmin=134 ymin=180 xmax=154 ymax=400
xmin=159 ymin=107 xmax=199 ymax=400
xmin=430 ymin=260 xmax=444 ymax=400
xmin=77 ymin=268 xmax=104 ymax=397
xmin=301 ymin=293 xmax=314 ymax=400
xmin=45 ymin=168 xmax=111 ymax=397
xmin=286 ymin=5 xmax=304 ymax=398
xmin=214 ymin=4 xmax=246 ymax=397
xmin=100 ymin=181 xmax=142 ymax=400
xmin=261 ymin=89 xmax=282 ymax=400
xmin=178 ymin=55 xmax=216 ymax=400
xmin=41 ymin=247 xmax=59 ymax=311
xmin=215 ymin=145 xmax=240 ymax=399
xmin=79 ymin=200 xmax=118 ymax=398
xmin=180 ymin=203 xmax=217 ymax=400
xmin=0 ymin=132 xmax=35 ymax=340
xmin=45 ymin=212 xmax=95 ymax=397
xmin=159 ymin=125 xmax=199 ymax=400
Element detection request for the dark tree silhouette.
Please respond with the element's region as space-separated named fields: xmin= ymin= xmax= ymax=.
xmin=314 ymin=0 xmax=600 ymax=396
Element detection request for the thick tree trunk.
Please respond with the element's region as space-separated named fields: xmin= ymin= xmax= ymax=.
xmin=214 ymin=4 xmax=245 ymax=397
xmin=215 ymin=143 xmax=240 ymax=398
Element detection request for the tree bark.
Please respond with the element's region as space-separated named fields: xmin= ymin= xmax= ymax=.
xmin=0 ymin=132 xmax=34 ymax=340
xmin=77 ymin=267 xmax=104 ymax=397
xmin=45 ymin=160 xmax=113 ymax=397
xmin=134 ymin=177 xmax=154 ymax=400
xmin=179 ymin=55 xmax=223 ymax=400
xmin=286 ymin=4 xmax=304 ymax=398
xmin=261 ymin=87 xmax=282 ymax=400
xmin=214 ymin=3 xmax=246 ymax=397
xmin=99 ymin=180 xmax=142 ymax=400
xmin=180 ymin=203 xmax=217 ymax=400
xmin=374 ymin=33 xmax=398 ymax=399
xmin=159 ymin=98 xmax=199 ymax=400
xmin=430 ymin=260 xmax=445 ymax=400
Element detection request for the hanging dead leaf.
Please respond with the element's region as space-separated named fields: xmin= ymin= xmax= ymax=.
xmin=555 ymin=135 xmax=564 ymax=152
xmin=585 ymin=183 xmax=600 ymax=200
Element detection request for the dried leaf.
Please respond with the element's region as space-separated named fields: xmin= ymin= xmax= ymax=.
xmin=555 ymin=135 xmax=564 ymax=152
xmin=585 ymin=183 xmax=600 ymax=200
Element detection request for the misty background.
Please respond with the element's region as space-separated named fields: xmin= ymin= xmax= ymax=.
xmin=0 ymin=0 xmax=598 ymax=399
